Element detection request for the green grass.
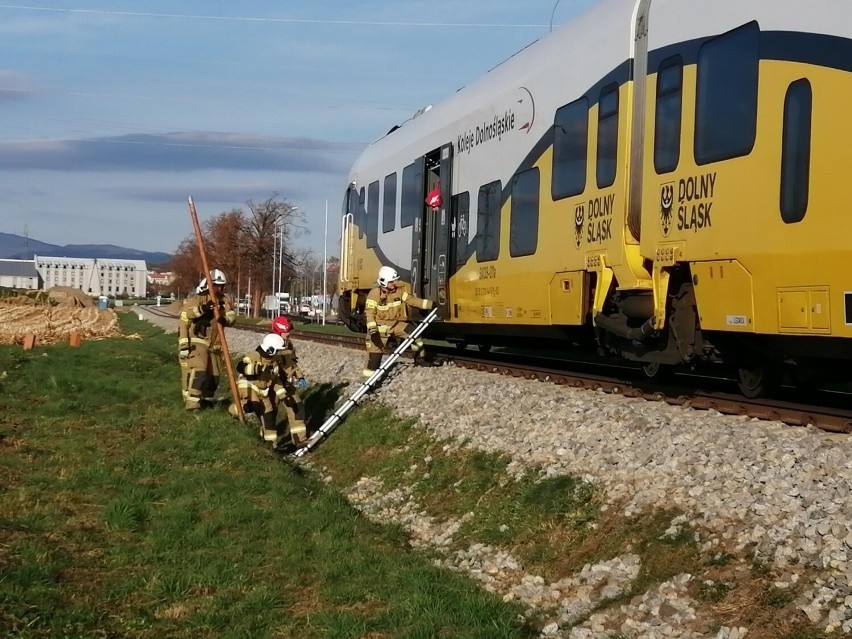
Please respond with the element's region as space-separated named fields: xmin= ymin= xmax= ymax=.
xmin=0 ymin=315 xmax=535 ymax=639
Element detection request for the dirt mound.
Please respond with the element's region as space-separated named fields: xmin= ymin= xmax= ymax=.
xmin=46 ymin=286 xmax=96 ymax=308
xmin=0 ymin=300 xmax=120 ymax=346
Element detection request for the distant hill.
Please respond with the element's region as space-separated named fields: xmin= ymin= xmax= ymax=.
xmin=0 ymin=233 xmax=172 ymax=266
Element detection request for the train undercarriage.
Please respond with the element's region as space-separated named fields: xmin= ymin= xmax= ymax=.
xmin=338 ymin=270 xmax=852 ymax=399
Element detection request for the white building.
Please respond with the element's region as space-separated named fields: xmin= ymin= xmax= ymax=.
xmin=35 ymin=256 xmax=147 ymax=298
xmin=147 ymin=271 xmax=175 ymax=286
xmin=0 ymin=259 xmax=41 ymax=290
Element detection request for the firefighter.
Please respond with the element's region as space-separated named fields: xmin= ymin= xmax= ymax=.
xmin=178 ymin=269 xmax=236 ymax=410
xmin=177 ymin=280 xmax=205 ymax=404
xmin=228 ymin=333 xmax=291 ymax=442
xmin=270 ymin=315 xmax=309 ymax=445
xmin=363 ymin=265 xmax=434 ymax=377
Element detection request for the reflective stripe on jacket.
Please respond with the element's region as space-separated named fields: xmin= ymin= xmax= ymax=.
xmin=364 ymin=282 xmax=431 ymax=330
xmin=236 ymin=352 xmax=284 ymax=398
xmin=179 ymin=292 xmax=236 ymax=347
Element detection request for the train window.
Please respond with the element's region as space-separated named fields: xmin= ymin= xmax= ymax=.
xmin=654 ymin=56 xmax=683 ymax=174
xmin=510 ymin=168 xmax=540 ymax=257
xmin=400 ymin=162 xmax=421 ymax=228
xmin=476 ymin=180 xmax=502 ymax=262
xmin=780 ymin=79 xmax=812 ymax=224
xmin=596 ymin=84 xmax=619 ymax=188
xmin=552 ymin=96 xmax=589 ymax=199
xmin=695 ymin=21 xmax=760 ymax=165
xmin=454 ymin=191 xmax=470 ymax=269
xmin=358 ymin=187 xmax=365 ymax=239
xmin=383 ymin=172 xmax=397 ymax=233
xmin=367 ymin=180 xmax=380 ymax=248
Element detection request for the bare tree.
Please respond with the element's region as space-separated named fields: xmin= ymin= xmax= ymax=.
xmin=242 ymin=195 xmax=306 ymax=315
xmin=169 ymin=194 xmax=306 ymax=314
xmin=168 ymin=237 xmax=201 ymax=297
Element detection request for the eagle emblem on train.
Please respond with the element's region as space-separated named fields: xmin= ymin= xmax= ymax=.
xmin=573 ymin=203 xmax=584 ymax=248
xmin=659 ymin=183 xmax=674 ymax=237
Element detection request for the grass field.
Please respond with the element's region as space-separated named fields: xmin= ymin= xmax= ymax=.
xmin=0 ymin=315 xmax=534 ymax=639
xmin=0 ymin=315 xmax=835 ymax=639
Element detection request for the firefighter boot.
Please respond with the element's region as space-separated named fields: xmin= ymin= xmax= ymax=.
xmin=280 ymin=401 xmax=306 ymax=445
xmin=228 ymin=402 xmax=259 ymax=423
xmin=413 ymin=348 xmax=438 ymax=368
xmin=259 ymin=413 xmax=278 ymax=443
xmin=363 ymin=352 xmax=382 ymax=377
xmin=288 ymin=420 xmax=307 ymax=446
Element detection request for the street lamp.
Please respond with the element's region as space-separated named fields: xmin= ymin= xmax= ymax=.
xmin=270 ymin=206 xmax=298 ymax=317
xmin=323 ymin=200 xmax=328 ymax=325
xmin=271 ymin=222 xmax=277 ymax=309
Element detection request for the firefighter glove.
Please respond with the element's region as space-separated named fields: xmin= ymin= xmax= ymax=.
xmin=178 ymin=348 xmax=189 ymax=359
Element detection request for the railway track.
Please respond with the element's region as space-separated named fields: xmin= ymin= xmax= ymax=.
xmin=142 ymin=307 xmax=852 ymax=434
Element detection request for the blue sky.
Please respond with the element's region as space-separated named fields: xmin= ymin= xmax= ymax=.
xmin=0 ymin=0 xmax=598 ymax=259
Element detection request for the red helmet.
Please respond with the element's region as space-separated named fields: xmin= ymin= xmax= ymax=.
xmin=272 ymin=315 xmax=292 ymax=335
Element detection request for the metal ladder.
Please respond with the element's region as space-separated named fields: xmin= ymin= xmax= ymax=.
xmin=293 ymin=308 xmax=439 ymax=457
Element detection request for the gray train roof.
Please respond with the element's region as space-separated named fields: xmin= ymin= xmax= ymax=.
xmin=349 ymin=0 xmax=636 ymax=179
xmin=349 ymin=0 xmax=852 ymax=183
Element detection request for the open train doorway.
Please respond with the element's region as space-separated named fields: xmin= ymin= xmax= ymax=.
xmin=411 ymin=144 xmax=452 ymax=318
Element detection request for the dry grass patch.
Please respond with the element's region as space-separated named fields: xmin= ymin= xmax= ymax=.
xmin=689 ymin=561 xmax=836 ymax=639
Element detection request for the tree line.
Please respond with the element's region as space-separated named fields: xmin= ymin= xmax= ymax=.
xmin=164 ymin=194 xmax=335 ymax=316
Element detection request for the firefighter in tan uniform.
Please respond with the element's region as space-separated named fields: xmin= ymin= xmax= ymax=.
xmin=363 ymin=266 xmax=434 ymax=377
xmin=270 ymin=315 xmax=309 ymax=445
xmin=179 ymin=269 xmax=236 ymax=410
xmin=178 ymin=280 xmax=205 ymax=404
xmin=229 ymin=333 xmax=301 ymax=445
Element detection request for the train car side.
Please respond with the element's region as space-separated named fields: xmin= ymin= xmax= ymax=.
xmin=338 ymin=0 xmax=852 ymax=395
xmin=639 ymin=0 xmax=852 ymax=393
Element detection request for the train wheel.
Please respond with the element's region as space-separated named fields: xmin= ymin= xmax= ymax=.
xmin=736 ymin=363 xmax=778 ymax=398
xmin=478 ymin=343 xmax=492 ymax=353
xmin=641 ymin=362 xmax=672 ymax=383
xmin=454 ymin=341 xmax=468 ymax=351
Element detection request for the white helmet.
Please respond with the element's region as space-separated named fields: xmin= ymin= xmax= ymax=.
xmin=259 ymin=333 xmax=286 ymax=357
xmin=377 ymin=266 xmax=399 ymax=287
xmin=196 ymin=278 xmax=208 ymax=294
xmin=209 ymin=268 xmax=227 ymax=285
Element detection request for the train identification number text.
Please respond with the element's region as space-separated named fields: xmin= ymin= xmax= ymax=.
xmin=479 ymin=265 xmax=497 ymax=279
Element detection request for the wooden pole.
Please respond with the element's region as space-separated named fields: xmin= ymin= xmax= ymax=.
xmin=187 ymin=196 xmax=244 ymax=423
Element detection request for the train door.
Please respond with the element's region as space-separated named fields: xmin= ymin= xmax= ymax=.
xmin=433 ymin=144 xmax=453 ymax=316
xmin=408 ymin=156 xmax=426 ymax=297
xmin=411 ymin=144 xmax=453 ymax=318
xmin=418 ymin=150 xmax=440 ymax=304
xmin=339 ymin=185 xmax=356 ymax=286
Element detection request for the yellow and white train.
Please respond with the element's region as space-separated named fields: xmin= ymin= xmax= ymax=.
xmin=337 ymin=0 xmax=852 ymax=397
